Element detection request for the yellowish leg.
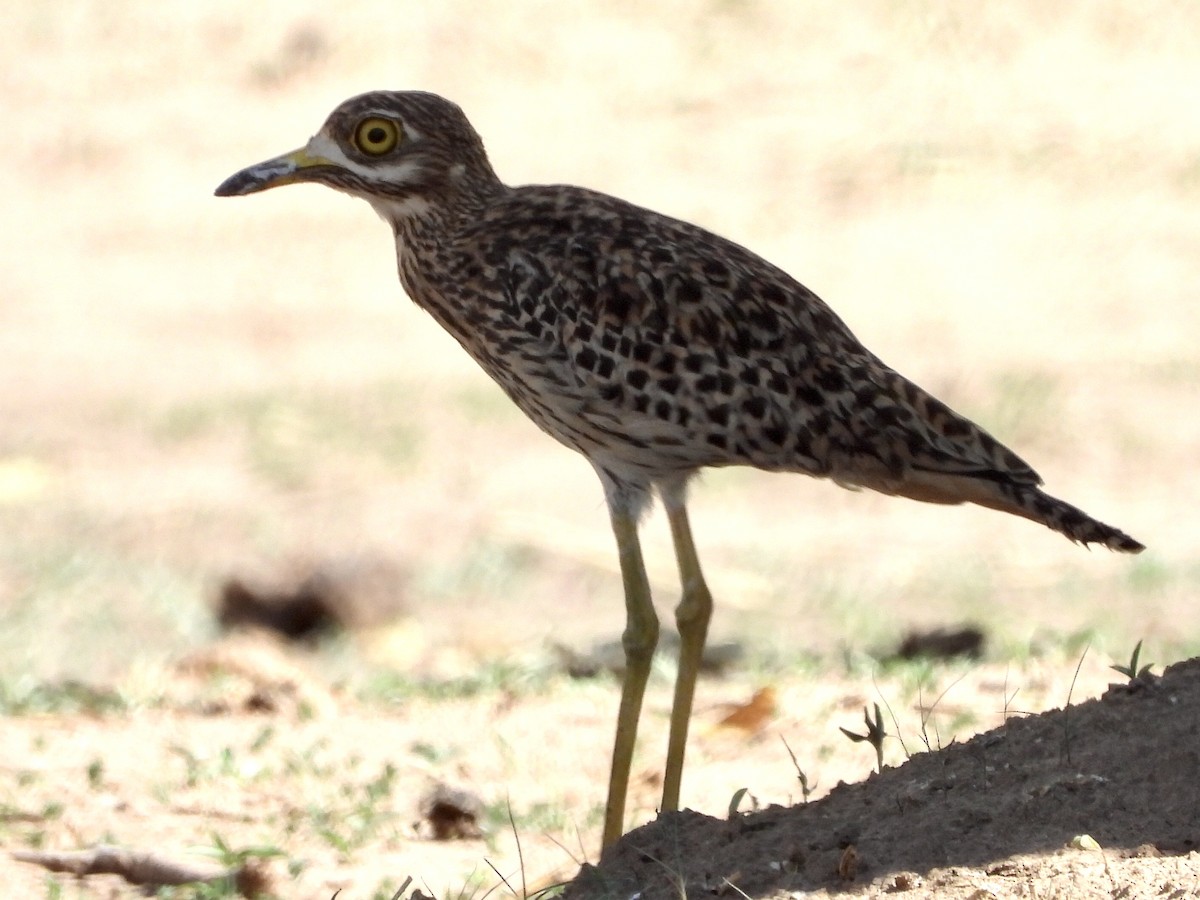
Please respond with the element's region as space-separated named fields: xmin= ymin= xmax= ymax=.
xmin=602 ymin=507 xmax=660 ymax=849
xmin=660 ymin=496 xmax=714 ymax=813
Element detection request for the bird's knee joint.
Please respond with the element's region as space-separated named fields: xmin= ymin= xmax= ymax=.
xmin=675 ymin=584 xmax=714 ymax=628
xmin=622 ymin=619 xmax=660 ymax=658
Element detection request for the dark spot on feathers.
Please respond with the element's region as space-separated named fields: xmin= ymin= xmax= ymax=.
xmin=702 ymin=260 xmax=730 ymax=285
xmin=676 ymin=280 xmax=703 ymax=305
xmin=815 ymin=367 xmax=846 ymax=392
xmin=764 ymin=425 xmax=789 ymax=446
xmin=942 ymin=417 xmax=972 ymax=438
xmin=576 ymin=347 xmax=598 ymax=371
xmin=739 ymin=369 xmax=761 ymax=387
xmin=707 ymin=404 xmax=731 ymax=426
xmin=626 ymin=370 xmax=650 ymax=389
xmin=798 ymin=386 xmax=826 ymax=407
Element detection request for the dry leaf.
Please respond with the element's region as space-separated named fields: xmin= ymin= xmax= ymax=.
xmin=715 ymin=686 xmax=777 ymax=734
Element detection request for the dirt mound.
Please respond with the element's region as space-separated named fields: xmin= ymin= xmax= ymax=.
xmin=568 ymin=658 xmax=1200 ymax=899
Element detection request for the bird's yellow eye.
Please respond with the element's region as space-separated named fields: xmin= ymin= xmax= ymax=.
xmin=353 ymin=117 xmax=401 ymax=155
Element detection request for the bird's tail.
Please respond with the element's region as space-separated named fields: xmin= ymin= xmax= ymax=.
xmin=889 ymin=468 xmax=1144 ymax=553
xmin=985 ymin=484 xmax=1144 ymax=553
xmin=957 ymin=478 xmax=1143 ymax=553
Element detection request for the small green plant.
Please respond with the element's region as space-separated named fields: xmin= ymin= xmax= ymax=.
xmin=409 ymin=740 xmax=455 ymax=765
xmin=249 ymin=725 xmax=276 ymax=753
xmin=840 ymin=703 xmax=887 ymax=773
xmin=86 ymin=758 xmax=104 ymax=790
xmin=726 ymin=787 xmax=754 ymax=818
xmin=204 ymin=830 xmax=286 ymax=869
xmin=169 ymin=745 xmax=206 ymax=789
xmin=179 ymin=832 xmax=288 ymax=900
xmin=1110 ymin=639 xmax=1154 ymax=683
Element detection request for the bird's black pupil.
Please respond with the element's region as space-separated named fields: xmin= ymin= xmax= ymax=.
xmin=367 ymin=126 xmax=387 ymax=145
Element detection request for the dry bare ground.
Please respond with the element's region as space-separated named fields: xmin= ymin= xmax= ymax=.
xmin=2 ymin=2 xmax=1197 ymax=898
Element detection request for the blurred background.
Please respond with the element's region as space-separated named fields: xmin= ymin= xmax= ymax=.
xmin=2 ymin=0 xmax=1196 ymax=688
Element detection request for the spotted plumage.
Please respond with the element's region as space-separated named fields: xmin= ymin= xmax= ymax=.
xmin=216 ymin=90 xmax=1143 ymax=847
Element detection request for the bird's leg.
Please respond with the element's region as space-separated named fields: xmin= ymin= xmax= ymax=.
xmin=660 ymin=481 xmax=714 ymax=813
xmin=602 ymin=499 xmax=659 ymax=849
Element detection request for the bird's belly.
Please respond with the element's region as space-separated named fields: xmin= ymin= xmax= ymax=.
xmin=484 ymin=363 xmax=709 ymax=479
xmin=479 ymin=351 xmax=838 ymax=485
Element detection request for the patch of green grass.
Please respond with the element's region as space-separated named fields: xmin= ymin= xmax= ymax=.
xmin=485 ymin=799 xmax=572 ymax=835
xmin=358 ymin=656 xmax=558 ymax=705
xmin=0 ymin=537 xmax=210 ymax=685
xmin=735 ymin=641 xmax=825 ymax=682
xmin=876 ymin=654 xmax=942 ymax=690
xmin=1125 ymin=554 xmax=1182 ymax=596
xmin=0 ymin=676 xmax=128 ymax=716
xmin=306 ymin=761 xmax=402 ymax=859
xmin=150 ymin=383 xmax=422 ymax=489
xmin=994 ymin=626 xmax=1100 ymax=665
xmin=415 ymin=538 xmax=542 ymax=610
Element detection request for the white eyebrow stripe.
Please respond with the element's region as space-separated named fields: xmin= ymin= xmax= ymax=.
xmin=369 ymin=158 xmax=426 ymax=183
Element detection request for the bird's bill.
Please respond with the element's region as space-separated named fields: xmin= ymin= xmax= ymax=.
xmin=214 ymin=145 xmax=336 ymax=197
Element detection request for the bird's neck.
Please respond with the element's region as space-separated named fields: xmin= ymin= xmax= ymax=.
xmin=385 ymin=190 xmax=483 ymax=321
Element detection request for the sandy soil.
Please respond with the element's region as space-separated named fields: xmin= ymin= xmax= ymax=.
xmin=2 ymin=2 xmax=1197 ymax=898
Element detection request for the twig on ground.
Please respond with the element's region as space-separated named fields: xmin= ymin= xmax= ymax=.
xmin=1062 ymin=642 xmax=1090 ymax=766
xmin=11 ymin=844 xmax=234 ymax=887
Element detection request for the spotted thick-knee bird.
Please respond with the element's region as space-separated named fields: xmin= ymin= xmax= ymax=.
xmin=216 ymin=90 xmax=1143 ymax=849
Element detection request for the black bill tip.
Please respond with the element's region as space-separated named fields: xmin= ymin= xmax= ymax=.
xmin=214 ymin=169 xmax=265 ymax=197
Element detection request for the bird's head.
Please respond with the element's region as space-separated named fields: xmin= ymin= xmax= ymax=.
xmin=214 ymin=90 xmax=501 ymax=223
